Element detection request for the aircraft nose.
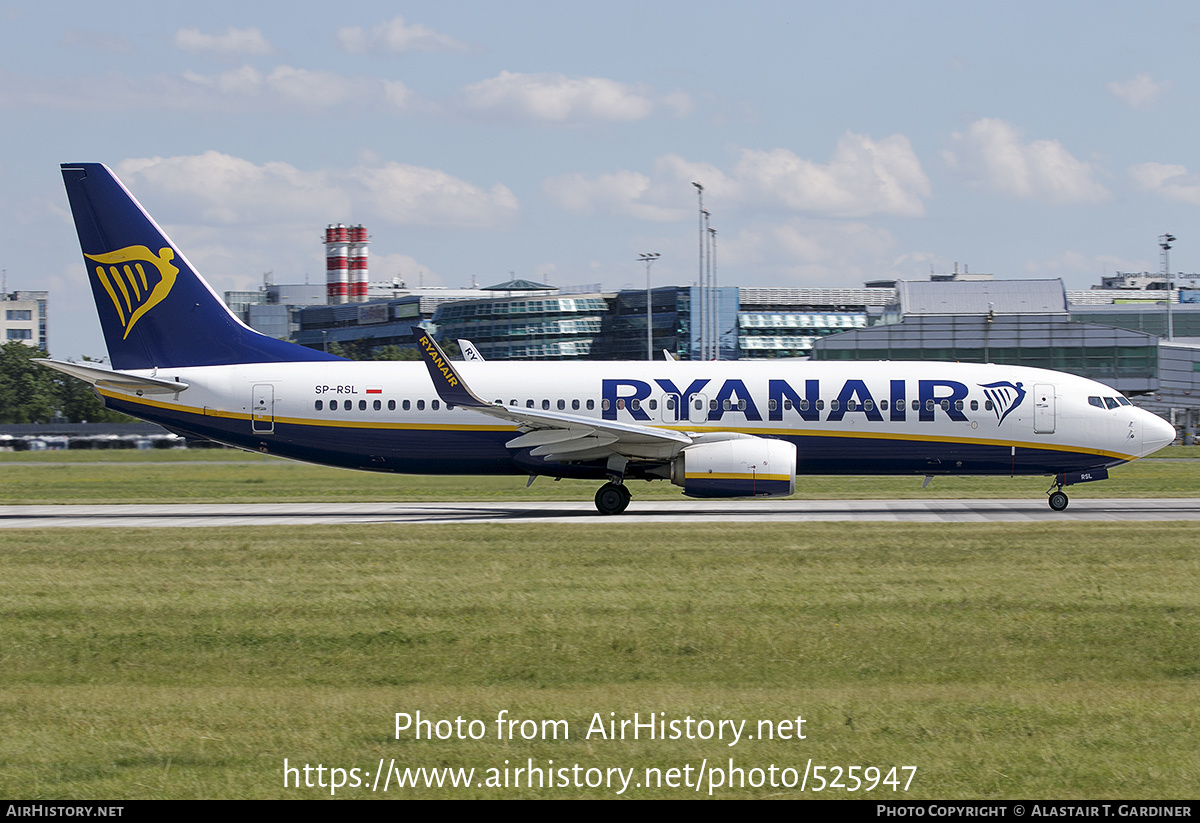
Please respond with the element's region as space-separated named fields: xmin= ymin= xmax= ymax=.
xmin=1141 ymin=411 xmax=1177 ymax=456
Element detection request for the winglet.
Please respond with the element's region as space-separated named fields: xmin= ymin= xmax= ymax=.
xmin=411 ymin=327 xmax=488 ymax=408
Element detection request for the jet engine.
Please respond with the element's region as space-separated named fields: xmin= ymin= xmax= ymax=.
xmin=670 ymin=435 xmax=796 ymax=498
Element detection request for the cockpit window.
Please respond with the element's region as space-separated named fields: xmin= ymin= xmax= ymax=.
xmin=1088 ymin=396 xmax=1104 ymax=409
xmin=1104 ymin=397 xmax=1120 ymax=410
xmin=1116 ymin=396 xmax=1132 ymax=407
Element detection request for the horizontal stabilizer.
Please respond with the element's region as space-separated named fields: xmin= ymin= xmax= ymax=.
xmin=36 ymin=359 xmax=189 ymax=395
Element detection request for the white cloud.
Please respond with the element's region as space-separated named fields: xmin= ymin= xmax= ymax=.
xmin=173 ymin=27 xmax=274 ymax=57
xmin=264 ymin=66 xmax=360 ymax=107
xmin=177 ymin=64 xmax=411 ymax=111
xmin=945 ymin=118 xmax=1109 ymax=204
xmin=116 ymin=152 xmax=348 ymax=225
xmin=461 ymin=71 xmax=654 ymax=122
xmin=114 ymin=152 xmax=517 ymax=230
xmin=1107 ymin=73 xmax=1167 ymax=110
xmin=543 ymin=134 xmax=930 ymax=220
xmin=543 ymin=171 xmax=683 ymax=222
xmin=722 ymin=219 xmax=901 ymax=286
xmin=349 ymin=162 xmax=518 ymax=228
xmin=734 ymin=133 xmax=930 ymax=217
xmin=338 ymin=15 xmax=468 ymax=54
xmin=1129 ymin=162 xmax=1200 ymax=205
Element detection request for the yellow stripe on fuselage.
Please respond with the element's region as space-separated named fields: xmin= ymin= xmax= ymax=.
xmin=98 ymin=389 xmax=1138 ymax=460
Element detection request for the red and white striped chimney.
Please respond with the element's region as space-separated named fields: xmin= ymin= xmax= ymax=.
xmin=324 ymin=224 xmax=349 ymax=304
xmin=349 ymin=225 xmax=369 ymax=302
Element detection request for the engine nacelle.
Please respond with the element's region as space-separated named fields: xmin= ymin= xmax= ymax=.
xmin=671 ymin=436 xmax=796 ymax=498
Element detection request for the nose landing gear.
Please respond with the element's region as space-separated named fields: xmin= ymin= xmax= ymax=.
xmin=1046 ymin=468 xmax=1109 ymax=512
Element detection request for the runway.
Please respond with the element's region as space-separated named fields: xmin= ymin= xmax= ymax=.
xmin=2 ymin=498 xmax=1199 ymax=527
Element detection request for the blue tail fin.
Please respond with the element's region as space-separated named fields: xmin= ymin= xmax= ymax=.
xmin=61 ymin=163 xmax=342 ymax=370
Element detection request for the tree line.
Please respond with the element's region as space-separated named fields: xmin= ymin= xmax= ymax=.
xmin=0 ymin=342 xmax=131 ymax=424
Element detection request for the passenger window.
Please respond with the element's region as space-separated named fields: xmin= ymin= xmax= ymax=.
xmin=816 ymin=400 xmax=825 ymax=411
xmin=373 ymin=400 xmax=381 ymax=411
xmin=970 ymin=400 xmax=978 ymax=411
xmin=403 ymin=400 xmax=411 ymax=411
xmin=649 ymin=399 xmax=657 ymax=410
xmin=880 ymin=400 xmax=889 ymax=411
xmin=912 ymin=400 xmax=920 ymax=411
xmin=631 ymin=399 xmax=640 ymax=411
xmin=864 ymin=400 xmax=874 ymax=411
xmin=710 ymin=399 xmax=718 ymax=410
xmin=797 ymin=399 xmax=807 ymax=411
xmin=768 ymin=399 xmax=778 ymax=412
xmin=359 ymin=400 xmax=367 ymax=411
xmin=509 ymin=399 xmax=517 ymax=406
xmin=432 ymin=400 xmax=440 ymax=410
xmin=954 ymin=400 xmax=963 ymax=411
xmin=315 ymin=400 xmax=323 ymax=411
xmin=617 ymin=399 xmax=626 ymax=410
xmin=587 ymin=399 xmax=595 ymax=410
xmin=572 ymin=399 xmax=580 ymax=410
xmin=542 ymin=399 xmax=550 ymax=410
xmin=417 ymin=400 xmax=425 ymax=411
xmin=667 ymin=397 xmax=677 ymax=411
xmin=557 ymin=399 xmax=565 ymax=410
xmin=388 ymin=400 xmax=396 ymax=411
xmin=526 ymin=400 xmax=534 ymax=408
xmin=694 ymin=399 xmax=703 ymax=411
xmin=1088 ymin=396 xmax=1104 ymax=409
xmin=927 ymin=400 xmax=935 ymax=411
xmin=830 ymin=399 xmax=840 ymax=411
xmin=723 ymin=399 xmax=732 ymax=411
xmin=602 ymin=399 xmax=610 ymax=411
xmin=329 ymin=400 xmax=338 ymax=410
xmin=846 ymin=400 xmax=857 ymax=411
xmin=985 ymin=400 xmax=993 ymax=411
xmin=1104 ymin=397 xmax=1119 ymax=410
xmin=785 ymin=399 xmax=794 ymax=410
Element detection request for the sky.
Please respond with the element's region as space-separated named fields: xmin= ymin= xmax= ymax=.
xmin=3 ymin=1 xmax=1200 ymax=360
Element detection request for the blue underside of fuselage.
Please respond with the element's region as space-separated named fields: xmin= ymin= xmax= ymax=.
xmin=108 ymin=397 xmax=1124 ymax=481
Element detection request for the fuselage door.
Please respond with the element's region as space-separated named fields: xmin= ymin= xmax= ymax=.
xmin=688 ymin=393 xmax=710 ymax=423
xmin=252 ymin=383 xmax=275 ymax=434
xmin=1033 ymin=383 xmax=1055 ymax=434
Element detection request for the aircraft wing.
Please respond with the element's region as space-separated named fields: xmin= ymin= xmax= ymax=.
xmin=36 ymin=359 xmax=189 ymax=395
xmin=411 ymin=328 xmax=690 ymax=464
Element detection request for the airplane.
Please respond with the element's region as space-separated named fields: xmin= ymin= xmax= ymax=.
xmin=41 ymin=163 xmax=1177 ymax=515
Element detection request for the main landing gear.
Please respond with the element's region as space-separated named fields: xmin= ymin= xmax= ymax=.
xmin=595 ymin=482 xmax=631 ymax=515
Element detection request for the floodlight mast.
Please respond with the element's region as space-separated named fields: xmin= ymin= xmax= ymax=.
xmin=1161 ymin=233 xmax=1176 ymax=341
xmin=638 ymin=252 xmax=661 ymax=361
xmin=693 ymin=182 xmax=705 ymax=360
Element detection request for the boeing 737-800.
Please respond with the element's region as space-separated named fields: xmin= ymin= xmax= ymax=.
xmin=41 ymin=163 xmax=1176 ymax=514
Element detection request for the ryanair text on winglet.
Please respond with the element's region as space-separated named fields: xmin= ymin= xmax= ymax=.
xmin=418 ymin=335 xmax=459 ymax=388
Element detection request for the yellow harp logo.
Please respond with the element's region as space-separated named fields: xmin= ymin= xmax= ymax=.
xmin=84 ymin=246 xmax=179 ymax=340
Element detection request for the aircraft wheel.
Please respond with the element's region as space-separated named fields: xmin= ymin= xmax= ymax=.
xmin=595 ymin=483 xmax=630 ymax=515
xmin=1048 ymin=490 xmax=1069 ymax=512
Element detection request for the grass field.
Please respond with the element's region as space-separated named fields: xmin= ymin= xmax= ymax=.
xmin=2 ymin=444 xmax=1199 ymax=504
xmin=1 ymin=452 xmax=1198 ymax=798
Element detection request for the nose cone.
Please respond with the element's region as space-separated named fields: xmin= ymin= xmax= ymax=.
xmin=1140 ymin=411 xmax=1177 ymax=456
